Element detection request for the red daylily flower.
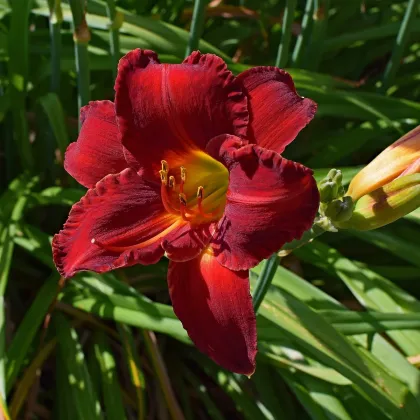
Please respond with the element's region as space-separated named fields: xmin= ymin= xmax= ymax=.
xmin=53 ymin=49 xmax=319 ymax=376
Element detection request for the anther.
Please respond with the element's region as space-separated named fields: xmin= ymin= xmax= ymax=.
xmin=197 ymin=186 xmax=204 ymax=199
xmin=168 ymin=176 xmax=175 ymax=188
xmin=159 ymin=170 xmax=168 ymax=185
xmin=180 ymin=166 xmax=187 ymax=182
xmin=179 ymin=193 xmax=187 ymax=206
xmin=161 ymin=160 xmax=169 ymax=172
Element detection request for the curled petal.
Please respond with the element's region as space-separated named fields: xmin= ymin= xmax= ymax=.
xmin=53 ymin=169 xmax=209 ymax=278
xmin=237 ymin=67 xmax=317 ymax=153
xmin=114 ymin=49 xmax=248 ymax=174
xmin=348 ymin=125 xmax=420 ymax=201
xmin=64 ymin=101 xmax=128 ymax=188
xmin=168 ymin=252 xmax=257 ymax=375
xmin=210 ymin=135 xmax=319 ymax=271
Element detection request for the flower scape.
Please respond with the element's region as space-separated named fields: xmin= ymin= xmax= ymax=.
xmin=53 ymin=49 xmax=320 ymax=375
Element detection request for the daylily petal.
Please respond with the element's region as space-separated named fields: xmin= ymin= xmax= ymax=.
xmin=114 ymin=49 xmax=248 ymax=173
xmin=53 ymin=168 xmax=208 ymax=278
xmin=237 ymin=67 xmax=317 ymax=154
xmin=210 ymin=135 xmax=319 ymax=271
xmin=64 ymin=101 xmax=128 ymax=188
xmin=168 ymin=251 xmax=257 ymax=375
xmin=162 ymin=222 xmax=215 ymax=262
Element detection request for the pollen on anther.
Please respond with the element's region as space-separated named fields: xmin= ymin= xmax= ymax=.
xmin=179 ymin=193 xmax=187 ymax=206
xmin=180 ymin=166 xmax=187 ymax=181
xmin=169 ymin=176 xmax=176 ymax=188
xmin=159 ymin=170 xmax=168 ymax=185
xmin=161 ymin=160 xmax=169 ymax=172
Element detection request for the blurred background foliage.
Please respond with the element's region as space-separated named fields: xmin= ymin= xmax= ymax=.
xmin=1 ymin=0 xmax=420 ymax=419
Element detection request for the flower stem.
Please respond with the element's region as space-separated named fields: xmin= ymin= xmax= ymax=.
xmin=291 ymin=0 xmax=313 ymax=67
xmin=105 ymin=0 xmax=121 ymax=79
xmin=381 ymin=0 xmax=419 ymax=92
xmin=68 ymin=0 xmax=90 ymax=127
xmin=281 ymin=221 xmax=327 ymax=252
xmin=8 ymin=0 xmax=33 ymax=170
xmin=275 ymin=0 xmax=297 ymax=68
xmin=252 ymin=253 xmax=279 ymax=313
xmin=49 ymin=0 xmax=63 ymax=94
xmin=305 ymin=0 xmax=329 ymax=71
xmin=185 ymin=0 xmax=207 ymax=57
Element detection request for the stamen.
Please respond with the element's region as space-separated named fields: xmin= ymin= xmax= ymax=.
xmin=196 ymin=186 xmax=224 ymax=219
xmin=161 ymin=160 xmax=169 ymax=172
xmin=159 ymin=170 xmax=167 ymax=185
xmin=168 ymin=175 xmax=175 ymax=188
xmin=161 ymin=183 xmax=178 ymax=214
xmin=179 ymin=193 xmax=187 ymax=206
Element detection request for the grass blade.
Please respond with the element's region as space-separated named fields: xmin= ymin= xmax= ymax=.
xmin=275 ymin=0 xmax=297 ymax=68
xmin=185 ymin=0 xmax=207 ymax=57
xmin=382 ymin=0 xmax=419 ymax=92
xmin=54 ymin=313 xmax=102 ymax=419
xmin=6 ymin=273 xmax=59 ymax=393
xmin=93 ymin=331 xmax=126 ymax=419
xmin=117 ymin=325 xmax=146 ymax=420
xmin=8 ymin=0 xmax=34 ymax=170
xmin=142 ymin=330 xmax=185 ymax=420
xmin=68 ymin=0 xmax=91 ymax=118
xmin=252 ymin=254 xmax=279 ymax=312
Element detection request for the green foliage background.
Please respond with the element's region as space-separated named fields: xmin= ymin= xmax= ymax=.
xmin=1 ymin=0 xmax=420 ymax=418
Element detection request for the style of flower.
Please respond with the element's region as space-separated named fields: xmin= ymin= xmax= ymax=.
xmin=53 ymin=49 xmax=319 ymax=375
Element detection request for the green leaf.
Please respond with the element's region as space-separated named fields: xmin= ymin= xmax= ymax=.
xmin=6 ymin=273 xmax=59 ymax=394
xmin=39 ymin=93 xmax=70 ymax=155
xmin=54 ymin=313 xmax=102 ymax=419
xmin=92 ymin=331 xmax=127 ymax=419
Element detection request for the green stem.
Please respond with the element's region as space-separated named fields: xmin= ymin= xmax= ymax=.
xmin=275 ymin=0 xmax=297 ymax=68
xmin=105 ymin=0 xmax=120 ymax=79
xmin=281 ymin=222 xmax=326 ymax=251
xmin=47 ymin=1 xmax=63 ymax=178
xmin=304 ymin=0 xmax=329 ymax=71
xmin=185 ymin=0 xmax=207 ymax=57
xmin=381 ymin=0 xmax=419 ymax=92
xmin=291 ymin=0 xmax=313 ymax=67
xmin=252 ymin=254 xmax=279 ymax=313
xmin=49 ymin=0 xmax=62 ymax=94
xmin=8 ymin=0 xmax=34 ymax=170
xmin=69 ymin=0 xmax=90 ymax=126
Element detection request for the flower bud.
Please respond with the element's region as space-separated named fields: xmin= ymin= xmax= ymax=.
xmin=347 ymin=125 xmax=420 ymax=201
xmin=323 ymin=196 xmax=354 ymax=223
xmin=318 ymin=169 xmax=343 ymax=203
xmin=337 ymin=174 xmax=420 ymax=231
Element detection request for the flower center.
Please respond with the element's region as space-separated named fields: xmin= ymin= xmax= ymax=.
xmin=159 ymin=150 xmax=229 ymax=225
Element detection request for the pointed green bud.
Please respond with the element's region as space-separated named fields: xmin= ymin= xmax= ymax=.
xmin=318 ymin=169 xmax=343 ymax=203
xmin=337 ymin=174 xmax=420 ymax=231
xmin=318 ymin=180 xmax=335 ymax=203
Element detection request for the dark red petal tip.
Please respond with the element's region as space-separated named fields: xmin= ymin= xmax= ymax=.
xmin=64 ymin=100 xmax=127 ymax=188
xmin=114 ymin=49 xmax=249 ymax=175
xmin=210 ymin=140 xmax=319 ymax=271
xmin=168 ymin=254 xmax=257 ymax=375
xmin=237 ymin=66 xmax=317 ymax=153
xmin=183 ymin=51 xmax=249 ymax=139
